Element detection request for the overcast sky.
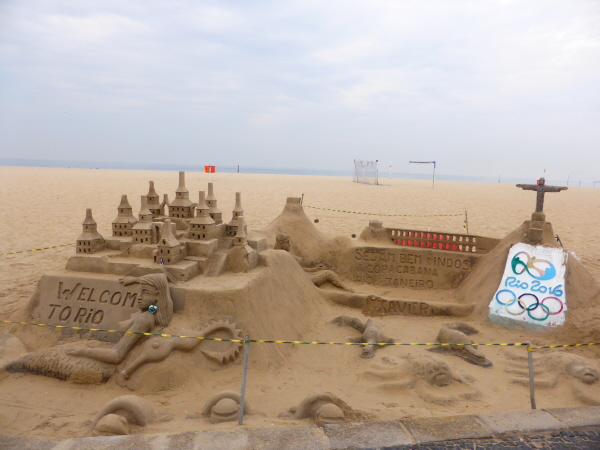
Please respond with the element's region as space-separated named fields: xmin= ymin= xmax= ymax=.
xmin=1 ymin=1 xmax=599 ymax=179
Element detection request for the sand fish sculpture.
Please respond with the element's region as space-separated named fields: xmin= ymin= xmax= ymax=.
xmin=427 ymin=322 xmax=493 ymax=367
xmin=505 ymin=351 xmax=600 ymax=405
xmin=333 ymin=316 xmax=394 ymax=358
xmin=363 ymin=355 xmax=481 ymax=406
xmin=280 ymin=392 xmax=365 ymax=426
xmin=3 ymin=342 xmax=115 ymax=384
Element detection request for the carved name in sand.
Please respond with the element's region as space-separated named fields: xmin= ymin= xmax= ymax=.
xmin=363 ymin=295 xmax=474 ymax=317
xmin=339 ymin=247 xmax=478 ymax=290
xmin=320 ymin=292 xmax=474 ymax=317
xmin=31 ymin=275 xmax=139 ymax=331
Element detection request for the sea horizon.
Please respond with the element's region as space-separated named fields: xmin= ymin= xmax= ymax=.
xmin=1 ymin=157 xmax=597 ymax=188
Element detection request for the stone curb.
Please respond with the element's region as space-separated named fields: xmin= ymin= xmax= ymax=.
xmin=2 ymin=406 xmax=600 ymax=450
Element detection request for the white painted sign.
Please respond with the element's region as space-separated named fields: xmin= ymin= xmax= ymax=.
xmin=489 ymin=243 xmax=567 ymax=327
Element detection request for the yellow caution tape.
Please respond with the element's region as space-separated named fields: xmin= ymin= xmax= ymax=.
xmin=303 ymin=205 xmax=463 ymax=218
xmin=0 ymin=319 xmax=555 ymax=347
xmin=1 ymin=243 xmax=75 ymax=257
xmin=3 ymin=320 xmax=593 ymax=349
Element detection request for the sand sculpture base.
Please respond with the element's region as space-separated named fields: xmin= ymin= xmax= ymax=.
xmin=27 ymin=250 xmax=327 ymax=365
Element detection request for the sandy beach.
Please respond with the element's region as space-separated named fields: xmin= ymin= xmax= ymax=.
xmin=1 ymin=165 xmax=600 ymax=438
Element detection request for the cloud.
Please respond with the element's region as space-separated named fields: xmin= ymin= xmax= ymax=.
xmin=0 ymin=0 xmax=599 ymax=179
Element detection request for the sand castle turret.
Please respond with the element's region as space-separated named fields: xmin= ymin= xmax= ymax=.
xmin=190 ymin=191 xmax=216 ymax=240
xmin=233 ymin=214 xmax=248 ymax=246
xmin=112 ymin=195 xmax=138 ymax=237
xmin=160 ymin=194 xmax=170 ymax=216
xmin=76 ymin=208 xmax=105 ymax=254
xmin=169 ymin=171 xmax=193 ymax=219
xmin=132 ymin=196 xmax=155 ymax=244
xmin=227 ymin=192 xmax=246 ymax=237
xmin=146 ymin=181 xmax=160 ymax=217
xmin=206 ymin=182 xmax=222 ymax=224
xmin=154 ymin=219 xmax=184 ymax=265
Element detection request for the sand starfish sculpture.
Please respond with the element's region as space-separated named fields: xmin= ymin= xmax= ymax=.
xmin=427 ymin=322 xmax=493 ymax=367
xmin=332 ymin=316 xmax=395 ymax=358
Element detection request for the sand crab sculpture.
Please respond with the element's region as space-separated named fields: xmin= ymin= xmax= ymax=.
xmin=4 ymin=274 xmax=243 ymax=383
xmin=505 ymin=351 xmax=600 ymax=405
xmin=333 ymin=316 xmax=395 ymax=358
xmin=427 ymin=322 xmax=493 ymax=367
xmin=363 ymin=355 xmax=481 ymax=406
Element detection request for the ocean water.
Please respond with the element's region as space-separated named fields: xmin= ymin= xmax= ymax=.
xmin=0 ymin=158 xmax=596 ymax=187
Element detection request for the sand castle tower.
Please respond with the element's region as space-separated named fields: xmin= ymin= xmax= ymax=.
xmin=233 ymin=214 xmax=248 ymax=246
xmin=206 ymin=182 xmax=222 ymax=224
xmin=228 ymin=213 xmax=258 ymax=272
xmin=76 ymin=208 xmax=106 ymax=254
xmin=160 ymin=194 xmax=170 ymax=216
xmin=111 ymin=195 xmax=138 ymax=237
xmin=146 ymin=181 xmax=161 ymax=217
xmin=227 ymin=192 xmax=246 ymax=237
xmin=154 ymin=219 xmax=184 ymax=265
xmin=190 ymin=191 xmax=216 ymax=240
xmin=169 ymin=171 xmax=194 ymax=219
xmin=132 ymin=196 xmax=155 ymax=244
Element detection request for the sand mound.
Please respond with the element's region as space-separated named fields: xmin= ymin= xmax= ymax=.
xmin=264 ymin=199 xmax=351 ymax=267
xmin=457 ymin=220 xmax=600 ymax=343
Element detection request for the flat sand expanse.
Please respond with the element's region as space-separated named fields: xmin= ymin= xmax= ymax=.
xmin=1 ymin=166 xmax=600 ymax=438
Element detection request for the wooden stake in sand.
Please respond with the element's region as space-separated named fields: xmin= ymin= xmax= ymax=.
xmin=527 ymin=342 xmax=537 ymax=410
xmin=238 ymin=335 xmax=250 ymax=425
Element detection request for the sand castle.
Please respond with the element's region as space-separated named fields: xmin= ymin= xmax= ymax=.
xmin=4 ymin=171 xmax=600 ymax=438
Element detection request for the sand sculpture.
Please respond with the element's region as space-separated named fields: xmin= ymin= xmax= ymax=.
xmin=427 ymin=322 xmax=492 ymax=367
xmin=6 ymin=171 xmax=600 ymax=439
xmin=91 ymin=395 xmax=155 ymax=435
xmin=363 ymin=355 xmax=481 ymax=406
xmin=6 ymin=273 xmax=173 ymax=382
xmin=332 ymin=316 xmax=394 ymax=358
xmin=69 ymin=172 xmax=261 ymax=282
xmin=281 ymin=392 xmax=365 ymax=426
xmin=68 ymin=274 xmax=173 ymax=364
xmin=505 ymin=351 xmax=600 ymax=406
xmin=120 ymin=319 xmax=243 ymax=379
xmin=506 ymin=351 xmax=599 ymax=384
xmin=201 ymin=390 xmax=251 ymax=423
xmin=7 ymin=273 xmax=243 ymax=383
xmin=275 ymin=232 xmax=355 ymax=290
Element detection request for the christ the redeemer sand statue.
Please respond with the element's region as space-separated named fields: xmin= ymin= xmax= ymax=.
xmin=516 ymin=177 xmax=567 ymax=220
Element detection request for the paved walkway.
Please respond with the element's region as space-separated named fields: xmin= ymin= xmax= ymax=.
xmin=3 ymin=406 xmax=600 ymax=449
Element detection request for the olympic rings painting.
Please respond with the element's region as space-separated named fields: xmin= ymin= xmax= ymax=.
xmin=490 ymin=243 xmax=567 ymax=327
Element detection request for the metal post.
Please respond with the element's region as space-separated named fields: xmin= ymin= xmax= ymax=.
xmin=432 ymin=162 xmax=436 ymax=189
xmin=527 ymin=342 xmax=537 ymax=409
xmin=238 ymin=335 xmax=250 ymax=424
xmin=301 ymin=193 xmax=304 ymax=205
xmin=464 ymin=210 xmax=469 ymax=234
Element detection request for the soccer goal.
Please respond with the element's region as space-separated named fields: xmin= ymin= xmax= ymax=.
xmin=408 ymin=160 xmax=436 ymax=188
xmin=353 ymin=159 xmax=379 ymax=185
